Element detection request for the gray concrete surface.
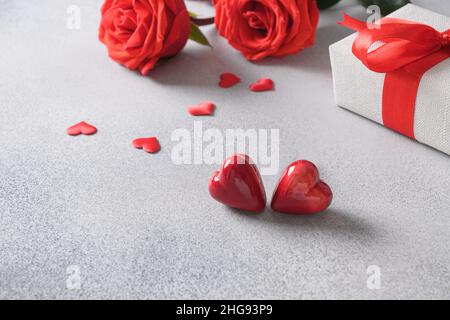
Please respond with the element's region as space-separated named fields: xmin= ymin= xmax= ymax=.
xmin=0 ymin=0 xmax=449 ymax=299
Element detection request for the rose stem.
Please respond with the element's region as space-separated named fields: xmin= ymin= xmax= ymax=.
xmin=190 ymin=17 xmax=215 ymax=26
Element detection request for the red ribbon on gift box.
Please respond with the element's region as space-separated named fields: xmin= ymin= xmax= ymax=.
xmin=339 ymin=14 xmax=450 ymax=139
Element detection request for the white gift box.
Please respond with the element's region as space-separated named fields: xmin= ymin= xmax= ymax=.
xmin=330 ymin=4 xmax=450 ymax=155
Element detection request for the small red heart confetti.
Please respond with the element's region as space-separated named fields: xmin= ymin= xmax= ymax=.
xmin=271 ymin=160 xmax=332 ymax=215
xmin=132 ymin=137 xmax=161 ymax=153
xmin=67 ymin=121 xmax=97 ymax=136
xmin=187 ymin=101 xmax=215 ymax=116
xmin=249 ymin=78 xmax=274 ymax=92
xmin=219 ymin=72 xmax=240 ymax=88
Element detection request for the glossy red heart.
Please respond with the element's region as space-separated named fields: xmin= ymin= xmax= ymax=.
xmin=219 ymin=72 xmax=240 ymax=88
xmin=209 ymin=154 xmax=266 ymax=213
xmin=187 ymin=101 xmax=215 ymax=116
xmin=67 ymin=121 xmax=97 ymax=136
xmin=271 ymin=160 xmax=332 ymax=215
xmin=132 ymin=137 xmax=161 ymax=153
xmin=249 ymin=78 xmax=274 ymax=92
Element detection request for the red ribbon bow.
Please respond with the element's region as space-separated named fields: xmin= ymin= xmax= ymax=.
xmin=339 ymin=14 xmax=450 ymax=139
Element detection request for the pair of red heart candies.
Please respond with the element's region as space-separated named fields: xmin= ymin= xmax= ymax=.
xmin=208 ymin=154 xmax=333 ymax=215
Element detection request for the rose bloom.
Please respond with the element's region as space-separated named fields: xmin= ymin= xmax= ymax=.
xmin=214 ymin=0 xmax=319 ymax=61
xmin=99 ymin=0 xmax=190 ymax=75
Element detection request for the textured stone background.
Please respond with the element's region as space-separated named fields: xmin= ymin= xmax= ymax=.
xmin=0 ymin=0 xmax=449 ymax=299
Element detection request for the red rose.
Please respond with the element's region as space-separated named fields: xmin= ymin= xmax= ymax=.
xmin=99 ymin=0 xmax=190 ymax=75
xmin=214 ymin=0 xmax=319 ymax=61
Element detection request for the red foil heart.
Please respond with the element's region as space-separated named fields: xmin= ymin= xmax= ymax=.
xmin=187 ymin=101 xmax=215 ymax=116
xmin=132 ymin=137 xmax=161 ymax=153
xmin=209 ymin=154 xmax=266 ymax=213
xmin=249 ymin=78 xmax=274 ymax=92
xmin=219 ymin=72 xmax=241 ymax=88
xmin=67 ymin=121 xmax=97 ymax=136
xmin=271 ymin=160 xmax=332 ymax=215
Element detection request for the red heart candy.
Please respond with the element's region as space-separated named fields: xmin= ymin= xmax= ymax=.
xmin=219 ymin=72 xmax=240 ymax=88
xmin=67 ymin=121 xmax=97 ymax=136
xmin=271 ymin=160 xmax=332 ymax=215
xmin=249 ymin=78 xmax=274 ymax=92
xmin=187 ymin=101 xmax=215 ymax=116
xmin=132 ymin=137 xmax=161 ymax=153
xmin=209 ymin=154 xmax=266 ymax=213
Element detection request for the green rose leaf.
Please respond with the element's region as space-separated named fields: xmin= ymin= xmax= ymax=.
xmin=317 ymin=0 xmax=341 ymax=10
xmin=358 ymin=0 xmax=410 ymax=16
xmin=189 ymin=22 xmax=211 ymax=47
